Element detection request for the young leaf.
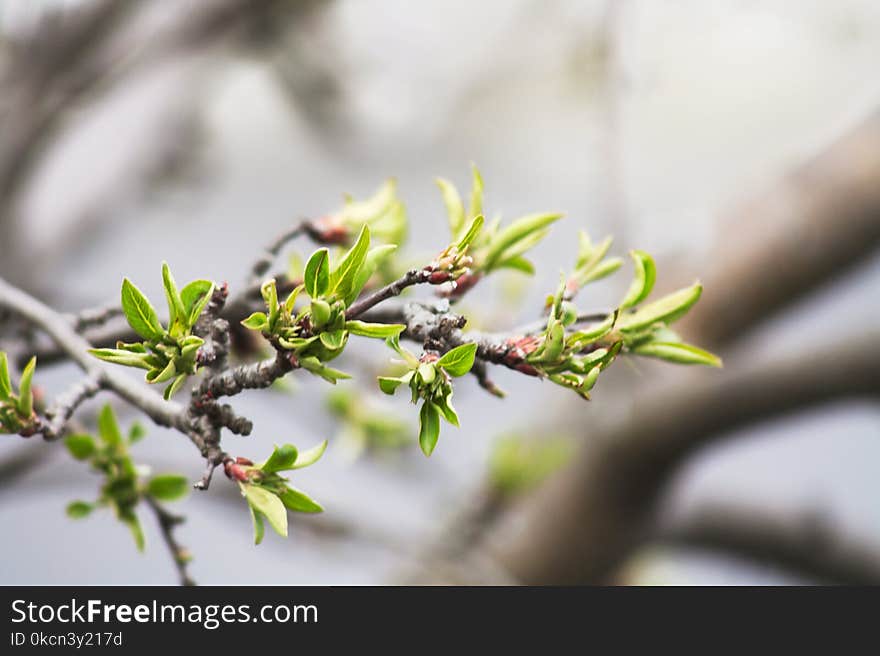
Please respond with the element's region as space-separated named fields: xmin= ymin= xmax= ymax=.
xmin=163 ymin=373 xmax=188 ymax=400
xmin=241 ymin=312 xmax=268 ymax=331
xmin=435 ymin=391 xmax=459 ymax=427
xmin=618 ymin=282 xmax=703 ymax=332
xmin=345 ymin=321 xmax=405 ymax=339
xmin=97 ymin=404 xmax=123 ymax=446
xmin=436 ymin=342 xmax=478 ymax=377
xmin=279 ymin=487 xmax=323 ymax=513
xmin=0 ymin=352 xmax=11 ymax=401
xmin=329 ymin=225 xmax=370 ymax=302
xmin=418 ymin=401 xmax=441 ymax=456
xmin=418 ymin=362 xmax=436 ymax=385
xmin=456 ymin=214 xmax=484 ymax=251
xmin=66 ymin=501 xmax=94 ymax=519
xmin=64 ymin=434 xmax=97 ymax=460
xmin=310 ymin=299 xmax=332 ymax=328
xmin=243 ymin=485 xmax=288 ymax=538
xmin=293 ymin=440 xmax=328 ymax=469
xmin=469 ymin=164 xmax=484 ymax=220
xmin=249 ymin=504 xmax=266 ymax=545
xmin=88 ymin=348 xmax=153 ymax=370
xmin=128 ymin=422 xmax=146 ymax=443
xmin=147 ymin=474 xmax=190 ymax=501
xmin=121 ymin=278 xmax=164 ymax=341
xmin=484 ymin=213 xmax=563 ymax=270
xmin=631 ymin=341 xmax=722 ymax=367
xmin=619 ymin=250 xmax=657 ymax=310
xmin=436 ymin=178 xmax=465 ymax=239
xmin=378 ymin=376 xmax=405 ymax=395
xmin=161 ymin=262 xmax=186 ymax=330
xmin=260 ymin=443 xmax=299 ymax=473
xmin=180 ymin=279 xmax=215 ymax=328
xmin=16 ymin=356 xmax=36 ymax=417
xmin=304 ymin=248 xmax=330 ymax=298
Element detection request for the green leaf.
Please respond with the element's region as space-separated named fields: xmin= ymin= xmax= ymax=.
xmin=121 ymin=278 xmax=164 ymax=341
xmin=378 ymin=376 xmax=405 ymax=395
xmin=494 ymin=255 xmax=535 ymax=275
xmin=97 ymin=404 xmax=122 ymax=446
xmin=293 ymin=440 xmax=327 ymax=469
xmin=329 ymin=225 xmax=370 ymax=302
xmin=243 ymin=485 xmax=287 ymax=538
xmin=310 ymin=299 xmax=331 ymax=328
xmin=66 ymin=501 xmax=93 ymax=519
xmin=418 ymin=401 xmax=441 ymax=456
xmin=456 ymin=214 xmax=484 ymax=251
xmin=436 ymin=178 xmax=465 ymax=239
xmin=304 ymin=248 xmax=330 ymax=298
xmin=262 ymin=279 xmax=280 ymax=329
xmin=260 ymin=443 xmax=299 ymax=473
xmin=632 ymin=341 xmax=723 ymax=367
xmin=618 ymin=282 xmax=703 ymax=332
xmin=279 ymin=486 xmax=323 ymax=513
xmin=567 ymin=311 xmax=618 ymax=349
xmin=180 ymin=279 xmax=215 ymax=327
xmin=0 ymin=352 xmax=11 ymax=401
xmin=161 ymin=262 xmax=186 ymax=331
xmin=484 ymin=213 xmax=563 ymax=270
xmin=299 ymin=357 xmax=351 ymax=384
xmin=579 ymin=257 xmax=623 ymax=286
xmin=435 ymin=391 xmax=459 ymax=427
xmin=88 ymin=348 xmax=153 ymax=370
xmin=128 ymin=422 xmax=146 ymax=443
xmin=16 ymin=356 xmax=35 ymax=417
xmin=319 ymin=330 xmax=346 ymax=351
xmin=249 ymin=504 xmax=266 ymax=545
xmin=147 ymin=474 xmax=190 ymax=501
xmin=418 ymin=362 xmax=436 ymax=384
xmin=469 ymin=164 xmax=484 ymax=220
xmin=345 ymin=320 xmax=405 ymax=339
xmin=240 ymin=311 xmax=268 ymax=331
xmin=147 ymin=358 xmax=177 ymax=385
xmin=436 ymin=342 xmax=478 ymax=377
xmin=620 ymin=250 xmax=657 ymax=310
xmin=163 ymin=373 xmax=188 ymax=400
xmin=64 ymin=434 xmax=96 ymax=460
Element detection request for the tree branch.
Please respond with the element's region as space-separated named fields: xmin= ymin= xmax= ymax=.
xmin=484 ymin=330 xmax=880 ymax=584
xmin=656 ymin=505 xmax=880 ymax=585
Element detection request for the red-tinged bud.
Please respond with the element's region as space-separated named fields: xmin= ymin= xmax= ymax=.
xmin=224 ymin=461 xmax=249 ymax=482
xmin=440 ymin=272 xmax=482 ymax=298
xmin=235 ymin=456 xmax=254 ymax=466
xmin=419 ymin=352 xmax=439 ymax=364
xmin=309 ymin=216 xmax=350 ymax=245
xmin=565 ymin=278 xmax=578 ymax=295
xmin=515 ymin=363 xmax=540 ymax=376
xmin=428 ymin=270 xmax=451 ymax=284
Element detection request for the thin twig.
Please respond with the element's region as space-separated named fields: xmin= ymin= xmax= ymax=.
xmin=144 ymin=495 xmax=195 ymax=586
xmin=345 ymin=269 xmax=433 ymax=320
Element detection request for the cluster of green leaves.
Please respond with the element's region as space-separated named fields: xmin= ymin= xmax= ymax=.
xmin=436 ymin=165 xmax=562 ymax=282
xmin=64 ymin=404 xmax=189 ymax=551
xmin=377 ymin=337 xmax=477 ymax=456
xmin=520 ymin=249 xmax=720 ymax=400
xmin=525 ymin=278 xmax=623 ymax=399
xmin=564 ymin=231 xmax=624 ymax=298
xmin=242 ymin=225 xmax=404 ymax=383
xmin=330 ymin=179 xmax=408 ymax=247
xmin=0 ymin=353 xmax=36 ymax=434
xmin=325 ymin=388 xmax=412 ymax=457
xmin=233 ymin=442 xmax=327 ymax=544
xmin=488 ymin=434 xmax=574 ymax=497
xmin=613 ymin=252 xmax=721 ymax=367
xmin=89 ymin=263 xmax=215 ymax=399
